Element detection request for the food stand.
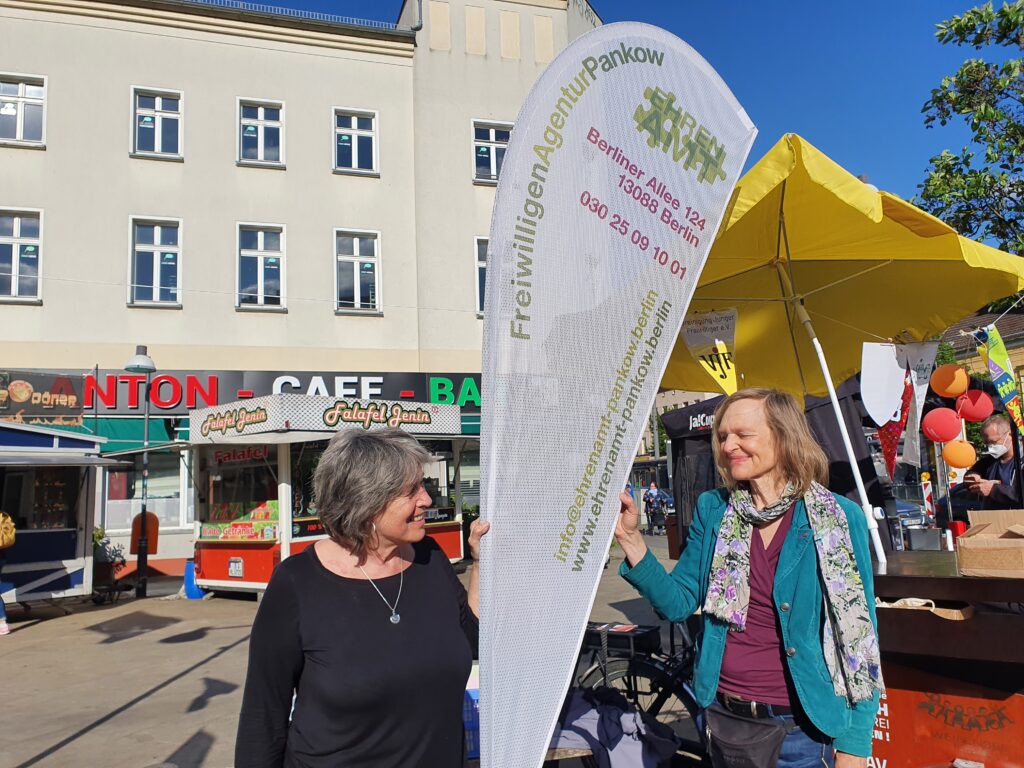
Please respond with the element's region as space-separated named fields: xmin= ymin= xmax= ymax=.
xmin=187 ymin=395 xmax=466 ymax=593
xmin=0 ymin=421 xmax=126 ymax=604
xmin=872 ymin=551 xmax=1024 ymax=768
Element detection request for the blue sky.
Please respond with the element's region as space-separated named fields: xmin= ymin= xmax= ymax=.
xmin=267 ymin=0 xmax=997 ymax=200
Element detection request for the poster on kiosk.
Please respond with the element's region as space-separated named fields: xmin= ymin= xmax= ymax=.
xmin=478 ymin=22 xmax=755 ymax=768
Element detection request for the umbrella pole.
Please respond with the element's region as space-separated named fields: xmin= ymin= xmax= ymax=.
xmin=793 ymin=302 xmax=888 ymax=564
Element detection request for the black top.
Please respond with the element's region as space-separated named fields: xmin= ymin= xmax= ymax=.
xmin=235 ymin=537 xmax=477 ymax=768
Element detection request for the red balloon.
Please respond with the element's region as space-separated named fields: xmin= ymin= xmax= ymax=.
xmin=956 ymin=390 xmax=995 ymax=423
xmin=922 ymin=407 xmax=962 ymax=443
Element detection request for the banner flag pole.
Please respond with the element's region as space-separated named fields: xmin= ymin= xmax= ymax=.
xmin=479 ymin=22 xmax=756 ymax=768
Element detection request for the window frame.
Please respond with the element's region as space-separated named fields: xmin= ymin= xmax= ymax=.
xmin=0 ymin=72 xmax=47 ymax=148
xmin=471 ymin=119 xmax=512 ymax=185
xmin=474 ymin=236 xmax=487 ymax=317
xmin=236 ymin=97 xmax=286 ymax=168
xmin=332 ymin=107 xmax=379 ymax=177
xmin=236 ymin=221 xmax=287 ymax=311
xmin=102 ymin=450 xmax=194 ymax=532
xmin=127 ymin=215 xmax=183 ymax=308
xmin=0 ymin=206 xmax=44 ymax=303
xmin=129 ymin=86 xmax=184 ymax=160
xmin=333 ymin=227 xmax=383 ymax=316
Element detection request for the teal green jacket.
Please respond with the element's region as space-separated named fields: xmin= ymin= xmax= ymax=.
xmin=620 ymin=489 xmax=880 ymax=757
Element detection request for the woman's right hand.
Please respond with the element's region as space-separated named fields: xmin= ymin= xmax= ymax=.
xmin=614 ymin=491 xmax=649 ymax=567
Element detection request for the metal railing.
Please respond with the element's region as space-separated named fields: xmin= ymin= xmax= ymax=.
xmin=176 ymin=0 xmax=400 ymax=31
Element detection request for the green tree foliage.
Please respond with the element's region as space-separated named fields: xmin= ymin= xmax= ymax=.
xmin=919 ymin=1 xmax=1024 ymax=257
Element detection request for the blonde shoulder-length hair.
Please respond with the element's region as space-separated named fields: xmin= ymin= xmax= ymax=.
xmin=711 ymin=388 xmax=829 ymax=494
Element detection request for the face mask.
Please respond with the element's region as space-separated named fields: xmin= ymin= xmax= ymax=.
xmin=988 ymin=442 xmax=1009 ymax=459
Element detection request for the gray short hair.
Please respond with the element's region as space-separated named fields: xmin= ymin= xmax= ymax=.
xmin=313 ymin=429 xmax=431 ymax=563
xmin=982 ymin=413 xmax=1011 ymax=435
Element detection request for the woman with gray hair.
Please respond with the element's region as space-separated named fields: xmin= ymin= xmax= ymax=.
xmin=236 ymin=428 xmax=489 ymax=768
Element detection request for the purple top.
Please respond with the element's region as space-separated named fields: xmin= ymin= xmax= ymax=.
xmin=717 ymin=503 xmax=795 ymax=706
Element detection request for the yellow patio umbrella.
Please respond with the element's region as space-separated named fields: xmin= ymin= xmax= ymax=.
xmin=664 ymin=134 xmax=1024 ymax=562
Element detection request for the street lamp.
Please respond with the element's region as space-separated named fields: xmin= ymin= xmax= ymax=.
xmin=125 ymin=345 xmax=156 ymax=598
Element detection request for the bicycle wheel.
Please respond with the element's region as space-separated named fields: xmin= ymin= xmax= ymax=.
xmin=579 ymin=657 xmax=705 ymax=759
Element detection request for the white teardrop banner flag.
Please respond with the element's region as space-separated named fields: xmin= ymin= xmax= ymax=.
xmin=479 ymin=22 xmax=756 ymax=768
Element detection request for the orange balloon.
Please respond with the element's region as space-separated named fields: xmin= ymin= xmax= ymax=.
xmin=930 ymin=364 xmax=970 ymax=398
xmin=942 ymin=439 xmax=977 ymax=469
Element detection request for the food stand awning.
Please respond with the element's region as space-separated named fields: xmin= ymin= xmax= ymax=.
xmin=187 ymin=394 xmax=463 ymax=444
xmin=0 ymin=455 xmax=129 ymax=467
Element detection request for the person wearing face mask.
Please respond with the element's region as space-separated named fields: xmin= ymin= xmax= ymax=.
xmin=964 ymin=414 xmax=1020 ymax=510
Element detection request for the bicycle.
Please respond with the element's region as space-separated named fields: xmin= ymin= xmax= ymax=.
xmin=575 ymin=619 xmax=707 ymax=764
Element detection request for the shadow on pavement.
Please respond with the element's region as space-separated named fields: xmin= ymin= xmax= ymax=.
xmin=86 ymin=611 xmax=182 ymax=644
xmin=607 ymin=597 xmax=663 ymax=626
xmin=187 ymin=677 xmax=239 ymax=713
xmin=161 ymin=624 xmax=253 ymax=644
xmin=163 ymin=728 xmax=216 ymax=767
xmin=14 ymin=634 xmax=250 ymax=768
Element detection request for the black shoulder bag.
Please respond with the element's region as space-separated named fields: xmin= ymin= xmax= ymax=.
xmin=705 ymin=705 xmax=789 ymax=768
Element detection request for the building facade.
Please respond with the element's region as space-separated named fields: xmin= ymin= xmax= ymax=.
xmin=1 ymin=0 xmax=600 ymax=572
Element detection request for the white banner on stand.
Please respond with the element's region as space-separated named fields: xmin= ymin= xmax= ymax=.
xmin=479 ymin=23 xmax=755 ymax=768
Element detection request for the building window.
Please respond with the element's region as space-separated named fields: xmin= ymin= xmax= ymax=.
xmin=238 ymin=100 xmax=284 ymax=165
xmin=475 ymin=237 xmax=487 ymax=314
xmin=130 ymin=219 xmax=180 ymax=305
xmin=473 ymin=121 xmax=511 ymax=182
xmin=238 ymin=225 xmax=284 ymax=307
xmin=0 ymin=74 xmax=45 ymax=145
xmin=335 ymin=230 xmax=379 ymax=312
xmin=133 ymin=89 xmax=181 ymax=157
xmin=0 ymin=210 xmax=41 ymax=299
xmin=105 ymin=452 xmax=189 ymax=531
xmin=334 ymin=109 xmax=377 ymax=174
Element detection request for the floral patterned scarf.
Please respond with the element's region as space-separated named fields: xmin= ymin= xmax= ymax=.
xmin=703 ymin=481 xmax=883 ymax=704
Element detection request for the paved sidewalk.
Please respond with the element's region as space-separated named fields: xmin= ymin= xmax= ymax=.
xmin=2 ymin=536 xmax=676 ymax=768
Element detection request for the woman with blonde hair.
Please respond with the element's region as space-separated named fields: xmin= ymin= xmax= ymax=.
xmin=615 ymin=388 xmax=881 ymax=768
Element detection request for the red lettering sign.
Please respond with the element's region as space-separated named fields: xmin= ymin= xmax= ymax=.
xmin=151 ymin=375 xmax=182 ymax=409
xmin=84 ymin=375 xmax=118 ymax=408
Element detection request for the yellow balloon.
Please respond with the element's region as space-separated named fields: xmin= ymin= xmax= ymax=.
xmin=942 ymin=440 xmax=977 ymax=469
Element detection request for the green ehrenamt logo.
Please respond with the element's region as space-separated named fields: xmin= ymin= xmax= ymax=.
xmin=634 ymin=87 xmax=728 ymax=185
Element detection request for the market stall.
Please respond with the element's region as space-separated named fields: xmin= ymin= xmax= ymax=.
xmin=187 ymin=395 xmax=467 ymax=592
xmin=0 ymin=421 xmax=126 ymax=604
xmin=871 ymin=551 xmax=1024 ymax=767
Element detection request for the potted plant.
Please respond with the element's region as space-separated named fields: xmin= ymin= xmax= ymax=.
xmin=92 ymin=527 xmax=126 ymax=588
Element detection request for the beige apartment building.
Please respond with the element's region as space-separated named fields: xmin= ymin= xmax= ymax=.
xmin=0 ymin=0 xmax=601 ymax=574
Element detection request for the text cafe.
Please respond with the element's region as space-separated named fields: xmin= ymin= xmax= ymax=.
xmin=186 ymin=394 xmax=478 ymax=593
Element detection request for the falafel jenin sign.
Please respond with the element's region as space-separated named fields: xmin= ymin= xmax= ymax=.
xmin=478 ymin=22 xmax=755 ymax=768
xmin=0 ymin=370 xmax=85 ymax=426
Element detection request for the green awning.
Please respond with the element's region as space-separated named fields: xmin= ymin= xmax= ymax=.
xmin=54 ymin=417 xmax=188 ymax=453
xmin=460 ymin=414 xmax=480 ymax=436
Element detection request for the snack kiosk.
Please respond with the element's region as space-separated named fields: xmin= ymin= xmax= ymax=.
xmin=0 ymin=421 xmax=126 ymax=604
xmin=188 ymin=395 xmax=466 ymax=593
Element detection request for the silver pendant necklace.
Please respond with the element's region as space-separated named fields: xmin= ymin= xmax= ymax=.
xmin=358 ymin=564 xmax=404 ymax=625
